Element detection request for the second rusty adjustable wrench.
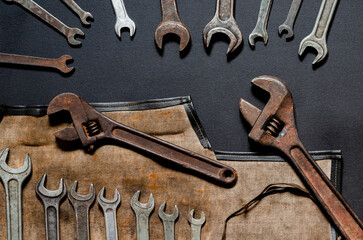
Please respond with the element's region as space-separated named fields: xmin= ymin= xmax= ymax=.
xmin=47 ymin=93 xmax=237 ymax=185
xmin=239 ymin=75 xmax=363 ymax=240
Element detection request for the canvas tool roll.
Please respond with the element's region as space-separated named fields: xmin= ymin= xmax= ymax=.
xmin=0 ymin=96 xmax=341 ymax=240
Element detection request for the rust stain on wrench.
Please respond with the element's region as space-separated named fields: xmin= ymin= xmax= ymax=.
xmin=68 ymin=181 xmax=95 ymax=240
xmin=155 ymin=0 xmax=191 ymax=51
xmin=298 ymin=0 xmax=339 ymax=64
xmin=249 ymin=0 xmax=273 ymax=46
xmin=61 ymin=0 xmax=94 ymax=25
xmin=5 ymin=0 xmax=84 ymax=45
xmin=239 ymin=75 xmax=363 ymax=240
xmin=0 ymin=148 xmax=31 ymax=240
xmin=278 ymin=0 xmax=303 ymax=39
xmin=203 ymin=0 xmax=243 ymax=54
xmin=0 ymin=53 xmax=74 ymax=74
xmin=47 ymin=93 xmax=237 ymax=185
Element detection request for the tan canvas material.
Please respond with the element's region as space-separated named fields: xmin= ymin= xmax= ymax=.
xmin=0 ymin=96 xmax=340 ymax=240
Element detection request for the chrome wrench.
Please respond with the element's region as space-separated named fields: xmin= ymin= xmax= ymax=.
xmin=110 ymin=0 xmax=136 ymax=38
xmin=98 ymin=188 xmax=121 ymax=240
xmin=130 ymin=191 xmax=154 ymax=240
xmin=5 ymin=0 xmax=84 ymax=45
xmin=158 ymin=202 xmax=179 ymax=240
xmin=36 ymin=174 xmax=67 ymax=240
xmin=188 ymin=210 xmax=205 ymax=240
xmin=0 ymin=148 xmax=31 ymax=240
xmin=278 ymin=0 xmax=303 ymax=39
xmin=298 ymin=0 xmax=339 ymax=64
xmin=249 ymin=0 xmax=273 ymax=46
xmin=60 ymin=0 xmax=94 ymax=25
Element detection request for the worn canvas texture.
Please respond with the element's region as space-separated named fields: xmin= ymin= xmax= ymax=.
xmin=0 ymin=97 xmax=339 ymax=240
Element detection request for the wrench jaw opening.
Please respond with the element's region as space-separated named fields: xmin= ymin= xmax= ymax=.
xmin=80 ymin=12 xmax=94 ymax=26
xmin=115 ymin=18 xmax=136 ymax=39
xmin=36 ymin=174 xmax=67 ymax=198
xmin=298 ymin=37 xmax=328 ymax=65
xmin=97 ymin=187 xmax=121 ymax=207
xmin=66 ymin=28 xmax=85 ymax=46
xmin=188 ymin=209 xmax=206 ymax=225
xmin=68 ymin=181 xmax=95 ymax=203
xmin=158 ymin=202 xmax=179 ymax=220
xmin=0 ymin=148 xmax=32 ymax=180
xmin=248 ymin=30 xmax=268 ymax=47
xmin=154 ymin=22 xmax=191 ymax=51
xmin=56 ymin=55 xmax=74 ymax=74
xmin=278 ymin=24 xmax=294 ymax=39
xmin=203 ymin=25 xmax=242 ymax=54
xmin=130 ymin=190 xmax=155 ymax=213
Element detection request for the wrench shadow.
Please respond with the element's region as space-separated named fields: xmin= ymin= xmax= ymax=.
xmin=204 ymin=33 xmax=243 ymax=62
xmin=155 ymin=34 xmax=191 ymax=59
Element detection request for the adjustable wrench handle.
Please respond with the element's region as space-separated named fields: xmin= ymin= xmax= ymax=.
xmin=160 ymin=0 xmax=181 ymax=22
xmin=283 ymin=141 xmax=363 ymax=240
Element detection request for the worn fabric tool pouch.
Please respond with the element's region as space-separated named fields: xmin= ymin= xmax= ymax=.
xmin=0 ymin=96 xmax=341 ymax=240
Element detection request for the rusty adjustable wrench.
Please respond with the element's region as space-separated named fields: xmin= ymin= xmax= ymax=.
xmin=239 ymin=76 xmax=363 ymax=240
xmin=47 ymin=93 xmax=237 ymax=185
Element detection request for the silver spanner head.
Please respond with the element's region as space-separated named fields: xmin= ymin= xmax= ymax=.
xmin=110 ymin=0 xmax=136 ymax=38
xmin=0 ymin=148 xmax=32 ymax=240
xmin=158 ymin=202 xmax=179 ymax=240
xmin=278 ymin=0 xmax=303 ymax=39
xmin=97 ymin=187 xmax=121 ymax=240
xmin=188 ymin=210 xmax=206 ymax=240
xmin=130 ymin=190 xmax=154 ymax=240
xmin=61 ymin=0 xmax=94 ymax=25
xmin=298 ymin=0 xmax=339 ymax=64
xmin=249 ymin=0 xmax=273 ymax=46
xmin=35 ymin=174 xmax=67 ymax=240
xmin=203 ymin=0 xmax=243 ymax=54
xmin=68 ymin=181 xmax=96 ymax=240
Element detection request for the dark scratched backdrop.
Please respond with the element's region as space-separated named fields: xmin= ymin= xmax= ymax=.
xmin=0 ymin=0 xmax=362 ymax=222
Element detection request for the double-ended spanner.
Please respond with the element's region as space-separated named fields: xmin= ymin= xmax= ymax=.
xmin=110 ymin=0 xmax=136 ymax=39
xmin=278 ymin=0 xmax=303 ymax=39
xmin=36 ymin=174 xmax=67 ymax=240
xmin=5 ymin=0 xmax=84 ymax=45
xmin=0 ymin=148 xmax=32 ymax=240
xmin=98 ymin=188 xmax=121 ymax=240
xmin=155 ymin=0 xmax=190 ymax=51
xmin=203 ymin=0 xmax=243 ymax=54
xmin=239 ymin=75 xmax=363 ymax=240
xmin=0 ymin=53 xmax=74 ymax=74
xmin=249 ymin=0 xmax=273 ymax=46
xmin=158 ymin=202 xmax=179 ymax=240
xmin=298 ymin=0 xmax=339 ymax=64
xmin=130 ymin=191 xmax=154 ymax=240
xmin=61 ymin=0 xmax=94 ymax=25
xmin=47 ymin=93 xmax=237 ymax=185
xmin=188 ymin=210 xmax=205 ymax=240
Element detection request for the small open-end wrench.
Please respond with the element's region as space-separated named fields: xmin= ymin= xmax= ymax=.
xmin=0 ymin=148 xmax=31 ymax=240
xmin=239 ymin=75 xmax=363 ymax=240
xmin=249 ymin=0 xmax=273 ymax=46
xmin=47 ymin=93 xmax=237 ymax=185
xmin=36 ymin=174 xmax=67 ymax=240
xmin=203 ymin=0 xmax=243 ymax=54
xmin=130 ymin=191 xmax=154 ymax=240
xmin=110 ymin=0 xmax=136 ymax=38
xmin=188 ymin=210 xmax=205 ymax=240
xmin=154 ymin=0 xmax=190 ymax=51
xmin=0 ymin=53 xmax=74 ymax=74
xmin=60 ymin=0 xmax=93 ymax=25
xmin=98 ymin=188 xmax=121 ymax=240
xmin=68 ymin=181 xmax=95 ymax=240
xmin=278 ymin=0 xmax=303 ymax=39
xmin=5 ymin=0 xmax=84 ymax=45
xmin=298 ymin=0 xmax=339 ymax=64
xmin=158 ymin=202 xmax=178 ymax=240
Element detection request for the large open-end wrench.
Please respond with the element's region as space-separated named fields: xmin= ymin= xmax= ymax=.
xmin=98 ymin=188 xmax=121 ymax=240
xmin=130 ymin=191 xmax=154 ymax=240
xmin=110 ymin=0 xmax=136 ymax=38
xmin=239 ymin=75 xmax=363 ymax=240
xmin=298 ymin=0 xmax=339 ymax=64
xmin=60 ymin=0 xmax=93 ymax=25
xmin=158 ymin=202 xmax=179 ymax=240
xmin=203 ymin=0 xmax=243 ymax=54
xmin=0 ymin=148 xmax=31 ymax=240
xmin=5 ymin=0 xmax=84 ymax=45
xmin=249 ymin=0 xmax=273 ymax=46
xmin=47 ymin=93 xmax=237 ymax=185
xmin=154 ymin=0 xmax=190 ymax=51
xmin=0 ymin=53 xmax=74 ymax=74
xmin=188 ymin=210 xmax=205 ymax=240
xmin=278 ymin=0 xmax=303 ymax=39
xmin=68 ymin=181 xmax=95 ymax=240
xmin=36 ymin=174 xmax=67 ymax=240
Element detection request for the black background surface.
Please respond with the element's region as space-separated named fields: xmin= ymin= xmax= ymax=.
xmin=1 ymin=0 xmax=362 ymax=223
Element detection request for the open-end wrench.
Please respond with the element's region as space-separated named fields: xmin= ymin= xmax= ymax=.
xmin=154 ymin=0 xmax=190 ymax=51
xmin=0 ymin=148 xmax=31 ymax=240
xmin=36 ymin=174 xmax=67 ymax=240
xmin=130 ymin=191 xmax=154 ymax=240
xmin=239 ymin=75 xmax=363 ymax=240
xmin=203 ymin=0 xmax=243 ymax=54
xmin=98 ymin=188 xmax=121 ymax=240
xmin=0 ymin=53 xmax=74 ymax=74
xmin=110 ymin=0 xmax=136 ymax=38
xmin=278 ymin=0 xmax=303 ymax=39
xmin=158 ymin=202 xmax=179 ymax=240
xmin=298 ymin=0 xmax=339 ymax=64
xmin=47 ymin=93 xmax=237 ymax=185
xmin=188 ymin=210 xmax=205 ymax=240
xmin=249 ymin=0 xmax=273 ymax=46
xmin=5 ymin=0 xmax=84 ymax=45
xmin=60 ymin=0 xmax=93 ymax=25
xmin=68 ymin=181 xmax=95 ymax=240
